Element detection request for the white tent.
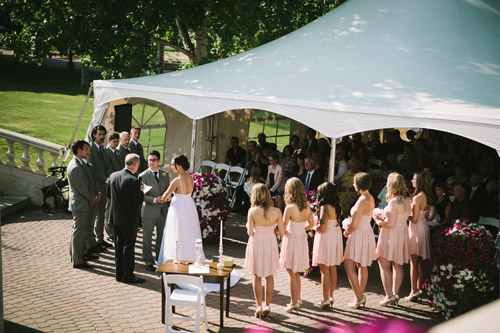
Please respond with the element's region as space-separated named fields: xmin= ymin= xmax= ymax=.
xmin=90 ymin=0 xmax=500 ymax=156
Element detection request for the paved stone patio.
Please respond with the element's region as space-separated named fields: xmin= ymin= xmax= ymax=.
xmin=2 ymin=207 xmax=443 ymax=332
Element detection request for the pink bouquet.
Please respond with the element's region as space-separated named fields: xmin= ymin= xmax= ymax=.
xmin=372 ymin=208 xmax=387 ymax=224
xmin=341 ymin=217 xmax=352 ymax=230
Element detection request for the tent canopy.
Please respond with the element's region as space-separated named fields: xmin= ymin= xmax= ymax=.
xmin=92 ymin=0 xmax=500 ymax=150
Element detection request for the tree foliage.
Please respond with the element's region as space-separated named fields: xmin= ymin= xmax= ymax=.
xmin=0 ymin=0 xmax=347 ymax=78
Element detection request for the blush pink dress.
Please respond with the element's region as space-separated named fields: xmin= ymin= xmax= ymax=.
xmin=245 ymin=224 xmax=280 ymax=277
xmin=279 ymin=221 xmax=309 ymax=272
xmin=376 ymin=206 xmax=410 ymax=265
xmin=408 ymin=210 xmax=431 ymax=260
xmin=312 ymin=219 xmax=343 ymax=266
xmin=344 ymin=212 xmax=377 ymax=267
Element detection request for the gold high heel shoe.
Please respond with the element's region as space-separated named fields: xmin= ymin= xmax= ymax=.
xmin=255 ymin=306 xmax=263 ymax=318
xmin=347 ymin=295 xmax=366 ymax=309
xmin=378 ymin=296 xmax=396 ymax=307
xmin=405 ymin=293 xmax=420 ymax=302
xmin=314 ymin=299 xmax=330 ymax=309
xmin=284 ymin=301 xmax=301 ymax=313
xmin=329 ymin=297 xmax=335 ymax=307
xmin=262 ymin=305 xmax=271 ymax=317
xmin=394 ymin=295 xmax=400 ymax=306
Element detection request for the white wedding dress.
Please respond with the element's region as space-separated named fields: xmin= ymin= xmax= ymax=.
xmin=157 ymin=178 xmax=206 ymax=268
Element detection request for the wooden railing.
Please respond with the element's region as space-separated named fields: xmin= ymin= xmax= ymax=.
xmin=0 ymin=128 xmax=65 ymax=175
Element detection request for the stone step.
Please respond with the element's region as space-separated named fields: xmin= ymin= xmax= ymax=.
xmin=0 ymin=196 xmax=29 ymax=218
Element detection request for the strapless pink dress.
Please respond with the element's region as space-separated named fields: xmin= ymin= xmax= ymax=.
xmin=312 ymin=219 xmax=343 ymax=266
xmin=279 ymin=221 xmax=309 ymax=272
xmin=408 ymin=210 xmax=430 ymax=259
xmin=376 ymin=210 xmax=410 ymax=265
xmin=245 ymin=224 xmax=279 ymax=277
xmin=344 ymin=214 xmax=377 ymax=267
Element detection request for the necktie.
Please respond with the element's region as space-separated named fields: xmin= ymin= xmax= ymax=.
xmin=115 ymin=150 xmax=118 ymax=157
xmin=305 ymin=172 xmax=311 ymax=191
xmin=99 ymin=146 xmax=103 ymax=155
xmin=154 ymin=171 xmax=159 ymax=182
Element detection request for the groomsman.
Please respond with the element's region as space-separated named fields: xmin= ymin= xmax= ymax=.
xmin=129 ymin=126 xmax=147 ymax=174
xmin=68 ymin=140 xmax=96 ymax=269
xmin=82 ymin=152 xmax=100 ymax=261
xmin=88 ymin=125 xmax=113 ymax=251
xmin=139 ymin=150 xmax=170 ymax=271
xmin=108 ymin=153 xmax=145 ymax=283
xmin=118 ymin=131 xmax=131 ymax=165
xmin=104 ymin=132 xmax=123 ymax=242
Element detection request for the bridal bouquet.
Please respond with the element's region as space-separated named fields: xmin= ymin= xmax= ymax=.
xmin=372 ymin=208 xmax=387 ymax=224
xmin=305 ymin=190 xmax=318 ymax=213
xmin=424 ymin=218 xmax=497 ymax=319
xmin=191 ymin=173 xmax=230 ymax=240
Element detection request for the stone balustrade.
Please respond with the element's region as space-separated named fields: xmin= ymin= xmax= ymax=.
xmin=0 ymin=128 xmax=65 ymax=176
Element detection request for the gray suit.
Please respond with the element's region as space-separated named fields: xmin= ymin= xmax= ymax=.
xmin=129 ymin=140 xmax=147 ymax=174
xmin=82 ymin=160 xmax=99 ymax=253
xmin=88 ymin=142 xmax=108 ymax=245
xmin=117 ymin=144 xmax=130 ymax=167
xmin=139 ymin=168 xmax=170 ymax=266
xmin=67 ymin=157 xmax=93 ymax=265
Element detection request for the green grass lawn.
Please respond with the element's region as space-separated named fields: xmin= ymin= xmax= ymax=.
xmin=0 ymin=60 xmax=101 ymax=167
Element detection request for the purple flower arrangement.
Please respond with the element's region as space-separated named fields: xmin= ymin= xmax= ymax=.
xmin=191 ymin=173 xmax=230 ymax=240
xmin=423 ymin=218 xmax=498 ymax=319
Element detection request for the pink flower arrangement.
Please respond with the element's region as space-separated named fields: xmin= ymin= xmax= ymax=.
xmin=372 ymin=208 xmax=387 ymax=224
xmin=191 ymin=173 xmax=230 ymax=240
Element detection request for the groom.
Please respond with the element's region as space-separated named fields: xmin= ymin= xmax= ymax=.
xmin=108 ymin=153 xmax=145 ymax=283
xmin=139 ymin=150 xmax=170 ymax=272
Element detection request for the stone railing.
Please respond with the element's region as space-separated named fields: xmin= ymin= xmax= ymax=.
xmin=0 ymin=128 xmax=65 ymax=175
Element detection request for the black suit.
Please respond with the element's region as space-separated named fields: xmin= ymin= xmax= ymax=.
xmin=108 ymin=168 xmax=144 ymax=282
xmin=299 ymin=169 xmax=324 ymax=192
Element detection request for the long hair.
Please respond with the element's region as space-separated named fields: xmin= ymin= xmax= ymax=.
xmin=386 ymin=172 xmax=408 ymax=201
xmin=251 ymin=184 xmax=273 ymax=217
xmin=316 ymin=182 xmax=342 ymax=224
xmin=413 ymin=171 xmax=435 ymax=205
xmin=284 ymin=177 xmax=308 ymax=211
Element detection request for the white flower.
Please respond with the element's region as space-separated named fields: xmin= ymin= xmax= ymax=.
xmin=440 ymin=265 xmax=446 ymax=271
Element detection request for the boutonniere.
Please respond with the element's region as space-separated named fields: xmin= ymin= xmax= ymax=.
xmin=103 ymin=147 xmax=107 ymax=151
xmin=162 ymin=172 xmax=166 ymax=177
xmin=88 ymin=162 xmax=93 ymax=167
xmin=127 ymin=148 xmax=131 ymax=152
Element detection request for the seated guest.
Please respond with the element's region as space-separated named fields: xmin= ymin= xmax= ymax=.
xmin=366 ymin=131 xmax=383 ymax=159
xmin=317 ymin=138 xmax=331 ymax=171
xmin=446 ymin=164 xmax=469 ymax=194
xmin=225 ymin=136 xmax=246 ymax=166
xmin=290 ymin=135 xmax=300 ymax=156
xmin=338 ymin=158 xmax=361 ymax=218
xmin=299 ymin=157 xmax=323 ymax=192
xmin=444 ymin=183 xmax=478 ymax=226
xmin=306 ymin=128 xmax=319 ymax=153
xmin=469 ymin=171 xmax=489 ymax=217
xmin=292 ymin=153 xmax=307 ymax=179
xmin=430 ymin=182 xmax=452 ymax=230
xmin=234 ymin=166 xmax=266 ymax=215
xmin=246 ymin=140 xmax=261 ymax=166
xmin=257 ymin=132 xmax=269 ymax=150
xmin=266 ymin=152 xmax=286 ymax=209
xmin=282 ymin=145 xmax=296 ymax=178
xmin=334 ymin=146 xmax=348 ymax=183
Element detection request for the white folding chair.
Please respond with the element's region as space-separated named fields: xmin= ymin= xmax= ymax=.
xmin=163 ymin=273 xmax=208 ymax=333
xmin=197 ymin=160 xmax=216 ymax=174
xmin=478 ymin=216 xmax=500 ymax=230
xmin=226 ymin=166 xmax=247 ymax=208
xmin=367 ymin=158 xmax=383 ymax=178
xmin=213 ymin=163 xmax=230 ymax=183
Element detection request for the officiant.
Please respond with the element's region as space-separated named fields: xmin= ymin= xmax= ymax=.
xmin=139 ymin=150 xmax=170 ymax=272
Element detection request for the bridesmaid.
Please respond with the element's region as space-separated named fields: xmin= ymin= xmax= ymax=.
xmin=280 ymin=177 xmax=314 ymax=313
xmin=343 ymin=172 xmax=377 ymax=309
xmin=407 ymin=171 xmax=433 ymax=301
xmin=245 ymin=184 xmax=285 ymax=318
xmin=375 ymin=172 xmax=411 ymax=306
xmin=312 ymin=182 xmax=343 ymax=309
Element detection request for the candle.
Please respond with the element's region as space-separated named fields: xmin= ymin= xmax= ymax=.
xmin=220 ymin=219 xmax=223 ymax=246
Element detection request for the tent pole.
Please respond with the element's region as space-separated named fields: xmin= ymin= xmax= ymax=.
xmin=64 ymin=82 xmax=93 ymax=162
xmin=328 ymin=138 xmax=337 ymax=183
xmin=190 ymin=119 xmax=197 ymax=173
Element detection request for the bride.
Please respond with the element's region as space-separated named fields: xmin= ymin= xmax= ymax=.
xmin=157 ymin=155 xmax=206 ymax=268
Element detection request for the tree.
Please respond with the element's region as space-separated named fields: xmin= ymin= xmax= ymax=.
xmin=0 ymin=0 xmax=347 ymax=78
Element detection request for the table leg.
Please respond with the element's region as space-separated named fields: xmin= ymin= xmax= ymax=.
xmin=161 ymin=275 xmax=165 ymax=324
xmin=220 ymin=279 xmax=224 ymax=327
xmin=226 ymin=273 xmax=231 ymax=317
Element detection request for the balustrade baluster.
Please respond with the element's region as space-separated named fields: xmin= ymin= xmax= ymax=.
xmin=5 ymin=139 xmax=17 ymax=167
xmin=20 ymin=143 xmax=32 ymax=171
xmin=50 ymin=153 xmax=60 ymax=168
xmin=0 ymin=145 xmax=3 ymax=164
xmin=35 ymin=148 xmax=47 ymax=175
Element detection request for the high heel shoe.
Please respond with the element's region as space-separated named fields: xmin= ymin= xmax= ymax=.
xmin=255 ymin=306 xmax=263 ymax=318
xmin=347 ymin=295 xmax=366 ymax=309
xmin=329 ymin=297 xmax=335 ymax=307
xmin=315 ymin=299 xmax=330 ymax=309
xmin=405 ymin=293 xmax=420 ymax=302
xmin=394 ymin=295 xmax=400 ymax=306
xmin=262 ymin=306 xmax=271 ymax=317
xmin=284 ymin=301 xmax=301 ymax=313
xmin=378 ymin=296 xmax=396 ymax=307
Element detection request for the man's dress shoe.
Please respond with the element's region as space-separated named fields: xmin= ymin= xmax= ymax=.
xmin=122 ymin=276 xmax=146 ymax=284
xmin=83 ymin=253 xmax=99 ymax=261
xmin=145 ymin=264 xmax=156 ymax=272
xmin=99 ymin=240 xmax=113 ymax=248
xmin=73 ymin=263 xmax=93 ymax=269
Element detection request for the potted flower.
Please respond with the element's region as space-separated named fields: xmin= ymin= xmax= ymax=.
xmin=191 ymin=173 xmax=230 ymax=240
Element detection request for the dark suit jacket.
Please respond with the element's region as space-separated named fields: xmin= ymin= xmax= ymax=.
xmin=299 ymin=169 xmax=324 ymax=192
xmin=106 ymin=146 xmax=124 ymax=175
xmin=117 ymin=144 xmax=130 ymax=166
xmin=129 ymin=140 xmax=147 ymax=173
xmin=108 ymin=168 xmax=144 ymax=238
xmin=470 ymin=184 xmax=488 ymax=217
xmin=88 ymin=142 xmax=108 ymax=185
